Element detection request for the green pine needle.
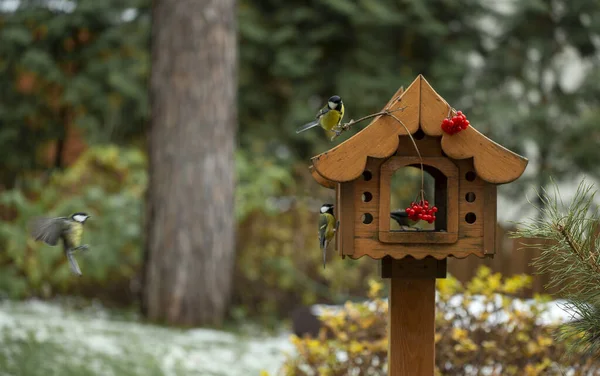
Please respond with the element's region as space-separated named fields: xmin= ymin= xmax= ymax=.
xmin=510 ymin=177 xmax=600 ymax=356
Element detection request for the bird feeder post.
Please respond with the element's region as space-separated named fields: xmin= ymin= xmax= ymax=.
xmin=381 ymin=256 xmax=446 ymax=376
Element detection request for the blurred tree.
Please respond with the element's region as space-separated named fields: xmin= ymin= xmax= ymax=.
xmin=461 ymin=1 xmax=600 ymax=211
xmin=0 ymin=0 xmax=150 ymax=189
xmin=237 ymin=0 xmax=489 ymax=162
xmin=141 ymin=0 xmax=237 ymax=326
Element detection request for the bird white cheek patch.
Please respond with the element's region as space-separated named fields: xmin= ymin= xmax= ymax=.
xmin=73 ymin=215 xmax=87 ymax=222
xmin=328 ymin=101 xmax=336 ymax=109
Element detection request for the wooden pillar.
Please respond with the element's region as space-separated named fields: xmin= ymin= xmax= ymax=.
xmin=381 ymin=256 xmax=447 ymax=376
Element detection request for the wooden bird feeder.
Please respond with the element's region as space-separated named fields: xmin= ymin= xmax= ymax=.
xmin=309 ymin=75 xmax=528 ymax=375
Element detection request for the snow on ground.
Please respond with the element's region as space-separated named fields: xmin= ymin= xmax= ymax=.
xmin=0 ymin=299 xmax=294 ymax=376
xmin=313 ymin=294 xmax=574 ymax=327
xmin=0 ymin=295 xmax=577 ymax=376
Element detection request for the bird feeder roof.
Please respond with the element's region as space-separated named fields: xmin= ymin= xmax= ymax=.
xmin=310 ymin=75 xmax=528 ymax=187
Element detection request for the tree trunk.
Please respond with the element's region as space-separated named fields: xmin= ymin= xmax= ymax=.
xmin=142 ymin=0 xmax=237 ymax=326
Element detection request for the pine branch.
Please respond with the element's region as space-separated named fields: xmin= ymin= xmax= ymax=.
xmin=510 ymin=178 xmax=600 ymax=357
xmin=554 ymin=223 xmax=600 ymax=275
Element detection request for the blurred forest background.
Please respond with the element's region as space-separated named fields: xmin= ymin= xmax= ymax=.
xmin=0 ymin=0 xmax=600 ymax=331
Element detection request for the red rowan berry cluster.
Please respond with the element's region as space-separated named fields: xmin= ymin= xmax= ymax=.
xmin=441 ymin=110 xmax=470 ymax=135
xmin=405 ymin=200 xmax=438 ymax=224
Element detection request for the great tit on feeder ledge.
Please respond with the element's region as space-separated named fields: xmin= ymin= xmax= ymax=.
xmin=390 ymin=210 xmax=420 ymax=231
xmin=28 ymin=212 xmax=92 ymax=276
xmin=319 ymin=204 xmax=339 ymax=269
xmin=296 ymin=95 xmax=345 ymax=136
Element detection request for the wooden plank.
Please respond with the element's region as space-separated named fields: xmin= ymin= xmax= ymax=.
xmin=483 ymin=183 xmax=497 ymax=256
xmin=335 ymin=184 xmax=340 ymax=254
xmin=311 ymin=77 xmax=421 ymax=183
xmin=419 ymin=75 xmax=528 ymax=185
xmin=354 ymin=158 xmax=383 ymax=239
xmin=388 ymin=267 xmax=436 ymax=376
xmin=381 ymin=256 xmax=447 ymax=279
xmin=339 ymin=182 xmax=355 ymax=256
xmin=310 ymin=165 xmax=336 ymax=189
xmin=396 ymin=135 xmax=443 ymax=157
xmin=440 ymin=126 xmax=529 ymax=184
xmin=419 ymin=75 xmax=446 ymax=137
xmin=352 ymin=236 xmax=485 ymax=260
xmin=456 ymin=158 xmax=486 ymax=250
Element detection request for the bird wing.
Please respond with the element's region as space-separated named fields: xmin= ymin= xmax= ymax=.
xmin=296 ymin=104 xmax=331 ymax=133
xmin=28 ymin=217 xmax=69 ymax=246
xmin=315 ymin=106 xmax=329 ymax=119
xmin=319 ymin=215 xmax=329 ymax=269
xmin=66 ymin=250 xmax=82 ymax=276
xmin=318 ymin=214 xmax=328 ymax=250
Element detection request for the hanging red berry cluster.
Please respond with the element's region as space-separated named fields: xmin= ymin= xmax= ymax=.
xmin=405 ymin=200 xmax=438 ymax=224
xmin=441 ymin=110 xmax=470 ymax=135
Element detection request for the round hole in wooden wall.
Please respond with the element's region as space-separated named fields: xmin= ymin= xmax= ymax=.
xmin=361 ymin=213 xmax=373 ymax=224
xmin=413 ymin=129 xmax=425 ymax=140
xmin=465 ymin=192 xmax=476 ymax=202
xmin=465 ymin=212 xmax=476 ymax=224
xmin=362 ymin=192 xmax=373 ymax=202
xmin=465 ymin=171 xmax=476 ymax=181
xmin=363 ymin=170 xmax=373 ymax=181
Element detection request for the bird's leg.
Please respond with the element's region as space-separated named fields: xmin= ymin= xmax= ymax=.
xmin=74 ymin=244 xmax=89 ymax=252
xmin=331 ymin=125 xmax=345 ymax=140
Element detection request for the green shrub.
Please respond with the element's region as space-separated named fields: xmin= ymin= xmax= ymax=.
xmin=271 ymin=266 xmax=600 ymax=375
xmin=0 ymin=147 xmax=379 ymax=317
xmin=234 ymin=205 xmax=379 ymax=325
xmin=0 ymin=145 xmax=146 ymax=299
xmin=233 ymin=151 xmax=382 ymax=323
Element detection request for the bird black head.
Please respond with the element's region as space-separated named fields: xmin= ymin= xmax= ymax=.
xmin=320 ymin=204 xmax=334 ymax=215
xmin=71 ymin=212 xmax=91 ymax=223
xmin=327 ymin=95 xmax=342 ymax=110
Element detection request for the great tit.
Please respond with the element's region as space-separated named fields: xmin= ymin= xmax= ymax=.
xmin=390 ymin=210 xmax=420 ymax=231
xmin=319 ymin=204 xmax=339 ymax=269
xmin=28 ymin=212 xmax=91 ymax=276
xmin=296 ymin=95 xmax=345 ymax=135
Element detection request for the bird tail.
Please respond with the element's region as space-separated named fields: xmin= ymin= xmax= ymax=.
xmin=296 ymin=120 xmax=320 ymax=134
xmin=322 ymin=239 xmax=329 ymax=269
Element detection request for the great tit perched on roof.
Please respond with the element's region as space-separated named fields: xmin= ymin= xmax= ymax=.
xmin=319 ymin=204 xmax=339 ymax=269
xmin=296 ymin=95 xmax=345 ymax=136
xmin=390 ymin=210 xmax=420 ymax=231
xmin=28 ymin=212 xmax=91 ymax=276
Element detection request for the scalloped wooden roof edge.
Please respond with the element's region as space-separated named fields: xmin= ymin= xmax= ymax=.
xmin=309 ymin=74 xmax=528 ymax=186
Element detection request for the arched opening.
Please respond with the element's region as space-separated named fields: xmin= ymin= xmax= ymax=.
xmin=388 ymin=164 xmax=448 ymax=232
xmin=378 ymin=155 xmax=458 ymax=244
